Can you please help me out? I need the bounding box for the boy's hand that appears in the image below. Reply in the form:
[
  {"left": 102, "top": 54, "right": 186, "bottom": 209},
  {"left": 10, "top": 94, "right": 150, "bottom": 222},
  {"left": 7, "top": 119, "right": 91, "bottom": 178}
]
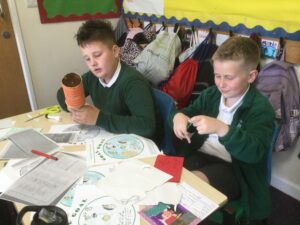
[
  {"left": 173, "top": 113, "right": 192, "bottom": 143},
  {"left": 189, "top": 115, "right": 229, "bottom": 137},
  {"left": 71, "top": 105, "right": 100, "bottom": 125}
]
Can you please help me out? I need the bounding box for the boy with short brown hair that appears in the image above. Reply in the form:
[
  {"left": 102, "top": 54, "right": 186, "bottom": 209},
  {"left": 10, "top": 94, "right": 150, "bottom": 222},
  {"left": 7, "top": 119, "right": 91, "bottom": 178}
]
[{"left": 57, "top": 20, "right": 162, "bottom": 142}]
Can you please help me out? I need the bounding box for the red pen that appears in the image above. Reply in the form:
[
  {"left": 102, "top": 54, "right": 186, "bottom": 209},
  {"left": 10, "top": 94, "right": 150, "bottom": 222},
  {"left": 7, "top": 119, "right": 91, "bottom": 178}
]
[{"left": 31, "top": 149, "right": 58, "bottom": 161}]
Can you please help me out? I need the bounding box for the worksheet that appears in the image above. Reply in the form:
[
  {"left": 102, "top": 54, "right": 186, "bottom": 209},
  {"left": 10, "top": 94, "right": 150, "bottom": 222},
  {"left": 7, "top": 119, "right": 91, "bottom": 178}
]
[
  {"left": 139, "top": 182, "right": 219, "bottom": 224},
  {"left": 44, "top": 132, "right": 78, "bottom": 145},
  {"left": 68, "top": 185, "right": 140, "bottom": 225},
  {"left": 139, "top": 202, "right": 201, "bottom": 225},
  {"left": 87, "top": 130, "right": 160, "bottom": 165},
  {"left": 57, "top": 162, "right": 143, "bottom": 225},
  {"left": 58, "top": 164, "right": 114, "bottom": 210},
  {"left": 0, "top": 152, "right": 87, "bottom": 205},
  {"left": 178, "top": 182, "right": 219, "bottom": 222},
  {"left": 0, "top": 128, "right": 59, "bottom": 159},
  {"left": 48, "top": 124, "right": 101, "bottom": 144}
]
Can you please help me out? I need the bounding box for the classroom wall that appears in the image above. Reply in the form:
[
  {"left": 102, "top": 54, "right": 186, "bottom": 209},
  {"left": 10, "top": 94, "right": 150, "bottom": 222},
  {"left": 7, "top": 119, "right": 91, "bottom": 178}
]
[{"left": 13, "top": 1, "right": 118, "bottom": 108}]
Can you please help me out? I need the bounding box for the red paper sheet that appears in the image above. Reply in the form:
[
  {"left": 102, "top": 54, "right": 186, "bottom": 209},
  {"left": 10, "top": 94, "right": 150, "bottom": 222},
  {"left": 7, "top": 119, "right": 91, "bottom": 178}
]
[{"left": 154, "top": 155, "right": 184, "bottom": 183}]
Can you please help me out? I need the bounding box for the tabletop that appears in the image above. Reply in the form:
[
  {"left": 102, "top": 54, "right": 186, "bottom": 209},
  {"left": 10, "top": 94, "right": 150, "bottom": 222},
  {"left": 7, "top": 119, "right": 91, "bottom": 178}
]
[{"left": 0, "top": 108, "right": 227, "bottom": 224}]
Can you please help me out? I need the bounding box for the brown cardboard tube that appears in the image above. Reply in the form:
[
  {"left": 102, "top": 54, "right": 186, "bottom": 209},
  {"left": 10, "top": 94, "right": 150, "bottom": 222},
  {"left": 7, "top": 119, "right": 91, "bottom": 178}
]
[{"left": 62, "top": 73, "right": 85, "bottom": 109}]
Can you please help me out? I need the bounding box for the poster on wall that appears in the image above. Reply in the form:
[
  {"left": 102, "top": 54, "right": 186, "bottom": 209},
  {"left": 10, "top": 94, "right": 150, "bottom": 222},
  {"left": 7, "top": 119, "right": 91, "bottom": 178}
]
[
  {"left": 37, "top": 0, "right": 121, "bottom": 24},
  {"left": 123, "top": 0, "right": 164, "bottom": 15}
]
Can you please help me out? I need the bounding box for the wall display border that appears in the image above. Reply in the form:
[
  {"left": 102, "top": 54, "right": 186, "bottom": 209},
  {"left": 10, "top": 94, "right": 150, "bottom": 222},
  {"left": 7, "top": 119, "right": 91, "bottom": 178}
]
[{"left": 123, "top": 12, "right": 300, "bottom": 41}]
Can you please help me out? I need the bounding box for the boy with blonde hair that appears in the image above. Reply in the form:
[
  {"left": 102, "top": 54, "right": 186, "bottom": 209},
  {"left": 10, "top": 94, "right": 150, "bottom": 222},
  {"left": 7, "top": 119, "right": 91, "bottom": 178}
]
[{"left": 170, "top": 36, "right": 275, "bottom": 224}]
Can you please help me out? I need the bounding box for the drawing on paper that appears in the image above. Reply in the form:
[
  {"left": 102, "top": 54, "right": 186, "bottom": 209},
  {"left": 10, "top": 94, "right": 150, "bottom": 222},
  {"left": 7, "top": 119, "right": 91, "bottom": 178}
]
[
  {"left": 44, "top": 132, "right": 77, "bottom": 144},
  {"left": 63, "top": 124, "right": 101, "bottom": 142},
  {"left": 139, "top": 202, "right": 201, "bottom": 225},
  {"left": 87, "top": 133, "right": 160, "bottom": 165},
  {"left": 103, "top": 134, "right": 144, "bottom": 159},
  {"left": 77, "top": 196, "right": 137, "bottom": 225},
  {"left": 60, "top": 171, "right": 104, "bottom": 207}
]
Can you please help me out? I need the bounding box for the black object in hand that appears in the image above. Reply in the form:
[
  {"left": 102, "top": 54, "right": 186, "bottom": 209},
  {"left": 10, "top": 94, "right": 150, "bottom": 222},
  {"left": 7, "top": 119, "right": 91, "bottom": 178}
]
[{"left": 187, "top": 122, "right": 197, "bottom": 133}]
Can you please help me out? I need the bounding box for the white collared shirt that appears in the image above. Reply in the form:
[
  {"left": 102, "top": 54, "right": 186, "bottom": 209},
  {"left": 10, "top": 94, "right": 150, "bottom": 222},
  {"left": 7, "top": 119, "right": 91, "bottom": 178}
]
[
  {"left": 199, "top": 86, "right": 250, "bottom": 162},
  {"left": 98, "top": 61, "right": 121, "bottom": 88}
]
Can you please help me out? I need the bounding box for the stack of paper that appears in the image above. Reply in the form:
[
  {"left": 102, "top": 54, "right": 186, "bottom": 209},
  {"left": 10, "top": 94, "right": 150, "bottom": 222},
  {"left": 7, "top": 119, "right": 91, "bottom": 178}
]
[
  {"left": 0, "top": 129, "right": 59, "bottom": 159},
  {"left": 0, "top": 152, "right": 87, "bottom": 205},
  {"left": 0, "top": 129, "right": 87, "bottom": 206}
]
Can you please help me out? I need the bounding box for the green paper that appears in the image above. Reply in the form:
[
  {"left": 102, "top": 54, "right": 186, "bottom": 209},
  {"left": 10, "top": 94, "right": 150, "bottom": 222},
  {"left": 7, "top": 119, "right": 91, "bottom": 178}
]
[{"left": 43, "top": 0, "right": 117, "bottom": 18}]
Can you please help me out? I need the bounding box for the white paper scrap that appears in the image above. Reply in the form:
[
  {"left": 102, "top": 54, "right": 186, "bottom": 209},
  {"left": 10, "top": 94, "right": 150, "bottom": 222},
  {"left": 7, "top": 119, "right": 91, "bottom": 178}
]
[
  {"left": 0, "top": 118, "right": 15, "bottom": 129},
  {"left": 137, "top": 182, "right": 182, "bottom": 206},
  {"left": 97, "top": 160, "right": 172, "bottom": 204}
]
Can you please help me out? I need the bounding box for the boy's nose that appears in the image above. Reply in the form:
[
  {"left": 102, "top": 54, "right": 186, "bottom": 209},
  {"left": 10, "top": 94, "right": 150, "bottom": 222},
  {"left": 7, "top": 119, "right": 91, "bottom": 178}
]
[
  {"left": 91, "top": 58, "right": 97, "bottom": 66},
  {"left": 219, "top": 78, "right": 226, "bottom": 87}
]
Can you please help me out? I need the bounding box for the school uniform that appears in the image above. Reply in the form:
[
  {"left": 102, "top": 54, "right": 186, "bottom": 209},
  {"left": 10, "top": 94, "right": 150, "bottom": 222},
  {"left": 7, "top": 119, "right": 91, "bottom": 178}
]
[
  {"left": 170, "top": 84, "right": 275, "bottom": 220},
  {"left": 57, "top": 61, "right": 162, "bottom": 144}
]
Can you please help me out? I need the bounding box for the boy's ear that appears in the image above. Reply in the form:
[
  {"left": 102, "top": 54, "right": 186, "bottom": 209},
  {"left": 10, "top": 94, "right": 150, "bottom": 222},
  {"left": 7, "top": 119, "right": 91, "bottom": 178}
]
[
  {"left": 248, "top": 70, "right": 258, "bottom": 83},
  {"left": 112, "top": 44, "right": 120, "bottom": 58}
]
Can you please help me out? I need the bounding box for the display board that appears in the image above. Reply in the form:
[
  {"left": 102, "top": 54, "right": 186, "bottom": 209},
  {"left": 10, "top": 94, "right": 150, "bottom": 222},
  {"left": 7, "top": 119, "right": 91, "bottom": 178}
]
[
  {"left": 123, "top": 0, "right": 300, "bottom": 40},
  {"left": 37, "top": 0, "right": 121, "bottom": 23}
]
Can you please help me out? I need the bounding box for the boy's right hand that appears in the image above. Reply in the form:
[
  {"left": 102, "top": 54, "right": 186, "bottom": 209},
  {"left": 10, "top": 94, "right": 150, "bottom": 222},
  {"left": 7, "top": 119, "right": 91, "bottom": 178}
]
[
  {"left": 71, "top": 105, "right": 99, "bottom": 125},
  {"left": 173, "top": 112, "right": 192, "bottom": 143},
  {"left": 67, "top": 105, "right": 76, "bottom": 113}
]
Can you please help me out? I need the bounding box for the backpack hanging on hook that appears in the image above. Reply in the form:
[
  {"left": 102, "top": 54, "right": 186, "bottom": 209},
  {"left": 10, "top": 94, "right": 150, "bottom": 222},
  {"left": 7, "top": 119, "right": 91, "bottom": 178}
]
[
  {"left": 255, "top": 55, "right": 300, "bottom": 151},
  {"left": 178, "top": 27, "right": 199, "bottom": 63},
  {"left": 133, "top": 26, "right": 181, "bottom": 86},
  {"left": 161, "top": 31, "right": 216, "bottom": 109}
]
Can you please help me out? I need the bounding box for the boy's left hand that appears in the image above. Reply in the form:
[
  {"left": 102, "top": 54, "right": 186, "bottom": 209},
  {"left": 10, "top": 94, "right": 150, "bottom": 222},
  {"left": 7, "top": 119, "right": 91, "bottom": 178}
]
[
  {"left": 71, "top": 105, "right": 100, "bottom": 125},
  {"left": 189, "top": 115, "right": 229, "bottom": 137}
]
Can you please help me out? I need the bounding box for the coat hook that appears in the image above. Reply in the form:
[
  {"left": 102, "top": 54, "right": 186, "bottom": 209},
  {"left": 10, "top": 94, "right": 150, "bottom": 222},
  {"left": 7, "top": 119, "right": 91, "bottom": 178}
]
[
  {"left": 138, "top": 18, "right": 143, "bottom": 28},
  {"left": 279, "top": 37, "right": 285, "bottom": 48},
  {"left": 174, "top": 23, "right": 179, "bottom": 33}
]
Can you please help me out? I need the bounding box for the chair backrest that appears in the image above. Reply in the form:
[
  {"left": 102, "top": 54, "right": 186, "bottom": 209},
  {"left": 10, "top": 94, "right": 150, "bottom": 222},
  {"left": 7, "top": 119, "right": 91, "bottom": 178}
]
[
  {"left": 152, "top": 89, "right": 176, "bottom": 155},
  {"left": 265, "top": 121, "right": 280, "bottom": 183}
]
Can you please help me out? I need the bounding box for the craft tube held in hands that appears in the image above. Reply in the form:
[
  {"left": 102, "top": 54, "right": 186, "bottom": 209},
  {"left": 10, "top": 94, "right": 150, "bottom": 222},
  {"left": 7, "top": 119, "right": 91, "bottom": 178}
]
[{"left": 62, "top": 73, "right": 85, "bottom": 109}]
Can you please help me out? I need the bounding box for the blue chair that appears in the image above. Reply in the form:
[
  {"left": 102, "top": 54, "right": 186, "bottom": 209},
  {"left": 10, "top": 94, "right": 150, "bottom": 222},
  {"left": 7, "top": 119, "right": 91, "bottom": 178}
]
[
  {"left": 209, "top": 121, "right": 279, "bottom": 224},
  {"left": 266, "top": 121, "right": 279, "bottom": 183},
  {"left": 152, "top": 89, "right": 176, "bottom": 155}
]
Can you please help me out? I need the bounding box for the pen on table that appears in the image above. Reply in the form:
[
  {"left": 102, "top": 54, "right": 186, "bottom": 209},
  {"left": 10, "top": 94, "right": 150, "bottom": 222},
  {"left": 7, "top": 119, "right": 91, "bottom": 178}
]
[{"left": 31, "top": 149, "right": 58, "bottom": 161}]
